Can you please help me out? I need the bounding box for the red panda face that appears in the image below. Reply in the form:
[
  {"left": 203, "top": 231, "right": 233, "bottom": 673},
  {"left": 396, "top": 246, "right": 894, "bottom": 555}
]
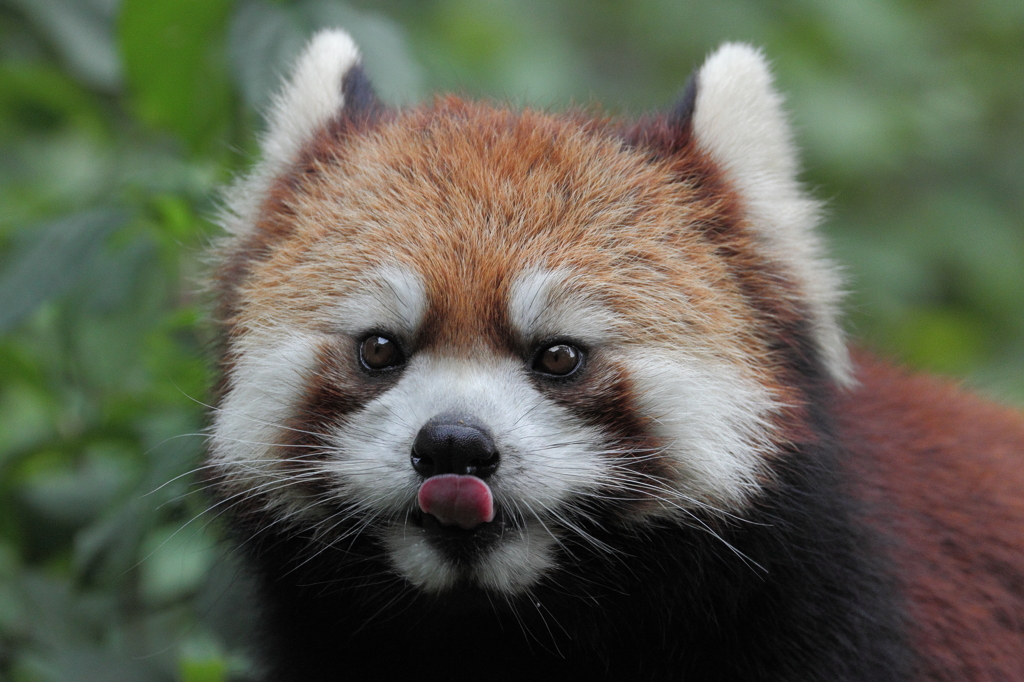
[{"left": 208, "top": 33, "right": 848, "bottom": 595}]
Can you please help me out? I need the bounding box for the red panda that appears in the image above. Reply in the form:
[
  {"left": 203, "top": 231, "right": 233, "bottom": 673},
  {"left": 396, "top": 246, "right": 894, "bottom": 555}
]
[{"left": 206, "top": 30, "right": 1024, "bottom": 680}]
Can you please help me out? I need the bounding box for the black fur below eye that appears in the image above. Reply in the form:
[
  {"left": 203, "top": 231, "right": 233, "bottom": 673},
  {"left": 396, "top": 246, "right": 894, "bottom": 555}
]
[
  {"left": 532, "top": 343, "right": 583, "bottom": 377},
  {"left": 359, "top": 335, "right": 405, "bottom": 371}
]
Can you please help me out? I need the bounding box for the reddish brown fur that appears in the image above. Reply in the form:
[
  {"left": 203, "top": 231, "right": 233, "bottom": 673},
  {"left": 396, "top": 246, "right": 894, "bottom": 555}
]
[
  {"left": 224, "top": 100, "right": 760, "bottom": 358},
  {"left": 841, "top": 350, "right": 1024, "bottom": 679},
  {"left": 212, "top": 97, "right": 830, "bottom": 513},
  {"left": 216, "top": 99, "right": 821, "bottom": 439}
]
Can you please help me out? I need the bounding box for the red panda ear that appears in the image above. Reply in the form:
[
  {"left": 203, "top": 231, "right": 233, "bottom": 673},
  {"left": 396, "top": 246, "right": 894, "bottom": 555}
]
[
  {"left": 667, "top": 72, "right": 698, "bottom": 134},
  {"left": 688, "top": 43, "right": 852, "bottom": 385},
  {"left": 259, "top": 29, "right": 380, "bottom": 177},
  {"left": 221, "top": 29, "right": 383, "bottom": 238}
]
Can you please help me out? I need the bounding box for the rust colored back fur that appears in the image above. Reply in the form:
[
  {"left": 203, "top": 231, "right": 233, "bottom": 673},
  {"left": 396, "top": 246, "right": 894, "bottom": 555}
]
[{"left": 841, "top": 351, "right": 1024, "bottom": 679}]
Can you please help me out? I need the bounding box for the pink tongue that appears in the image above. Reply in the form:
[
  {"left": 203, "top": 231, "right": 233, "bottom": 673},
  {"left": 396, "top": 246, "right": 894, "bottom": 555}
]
[{"left": 418, "top": 474, "right": 495, "bottom": 530}]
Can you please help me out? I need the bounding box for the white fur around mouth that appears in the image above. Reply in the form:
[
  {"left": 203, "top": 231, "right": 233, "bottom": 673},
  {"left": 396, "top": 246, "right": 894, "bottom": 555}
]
[{"left": 383, "top": 516, "right": 557, "bottom": 595}]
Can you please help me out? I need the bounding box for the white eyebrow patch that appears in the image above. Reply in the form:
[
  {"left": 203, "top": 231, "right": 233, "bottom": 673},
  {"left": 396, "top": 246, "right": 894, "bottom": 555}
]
[
  {"left": 332, "top": 265, "right": 427, "bottom": 337},
  {"left": 508, "top": 267, "right": 621, "bottom": 345}
]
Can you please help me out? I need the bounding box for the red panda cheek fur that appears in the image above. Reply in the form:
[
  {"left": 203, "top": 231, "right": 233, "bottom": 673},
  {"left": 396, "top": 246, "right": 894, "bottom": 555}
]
[{"left": 203, "top": 30, "right": 1024, "bottom": 680}]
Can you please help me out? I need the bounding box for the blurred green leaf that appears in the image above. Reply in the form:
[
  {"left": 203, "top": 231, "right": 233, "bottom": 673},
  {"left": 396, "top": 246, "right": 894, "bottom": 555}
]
[
  {"left": 17, "top": 444, "right": 138, "bottom": 530},
  {"left": 72, "top": 498, "right": 146, "bottom": 583},
  {"left": 0, "top": 541, "right": 24, "bottom": 630},
  {"left": 22, "top": 646, "right": 169, "bottom": 682},
  {"left": 6, "top": 0, "right": 122, "bottom": 92},
  {"left": 180, "top": 657, "right": 228, "bottom": 682},
  {"left": 140, "top": 524, "right": 217, "bottom": 605},
  {"left": 0, "top": 207, "right": 132, "bottom": 333},
  {"left": 179, "top": 636, "right": 229, "bottom": 682},
  {"left": 0, "top": 382, "right": 53, "bottom": 471},
  {"left": 118, "top": 0, "right": 234, "bottom": 152},
  {"left": 0, "top": 63, "right": 106, "bottom": 136}
]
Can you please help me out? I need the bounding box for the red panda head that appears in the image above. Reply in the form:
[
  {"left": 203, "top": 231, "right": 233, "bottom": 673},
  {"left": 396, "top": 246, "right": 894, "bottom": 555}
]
[{"left": 208, "top": 30, "right": 849, "bottom": 594}]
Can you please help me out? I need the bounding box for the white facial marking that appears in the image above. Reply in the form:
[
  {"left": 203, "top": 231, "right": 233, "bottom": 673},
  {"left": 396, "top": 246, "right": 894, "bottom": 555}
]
[
  {"left": 509, "top": 267, "right": 622, "bottom": 346},
  {"left": 474, "top": 522, "right": 558, "bottom": 593},
  {"left": 209, "top": 330, "right": 323, "bottom": 510},
  {"left": 383, "top": 525, "right": 558, "bottom": 595},
  {"left": 332, "top": 266, "right": 427, "bottom": 339},
  {"left": 385, "top": 533, "right": 459, "bottom": 592},
  {"left": 693, "top": 43, "right": 851, "bottom": 386},
  {"left": 624, "top": 350, "right": 777, "bottom": 512},
  {"left": 325, "top": 353, "right": 610, "bottom": 593},
  {"left": 510, "top": 266, "right": 776, "bottom": 509},
  {"left": 209, "top": 271, "right": 779, "bottom": 595}
]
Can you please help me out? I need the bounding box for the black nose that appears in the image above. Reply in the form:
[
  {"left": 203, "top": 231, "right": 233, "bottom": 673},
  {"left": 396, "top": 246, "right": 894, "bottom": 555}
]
[{"left": 411, "top": 414, "right": 499, "bottom": 478}]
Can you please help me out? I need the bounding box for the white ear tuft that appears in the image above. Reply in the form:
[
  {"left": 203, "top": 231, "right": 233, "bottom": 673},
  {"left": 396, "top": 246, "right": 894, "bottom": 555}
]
[
  {"left": 220, "top": 30, "right": 362, "bottom": 239},
  {"left": 694, "top": 44, "right": 798, "bottom": 202},
  {"left": 693, "top": 43, "right": 852, "bottom": 386},
  {"left": 261, "top": 29, "right": 362, "bottom": 174}
]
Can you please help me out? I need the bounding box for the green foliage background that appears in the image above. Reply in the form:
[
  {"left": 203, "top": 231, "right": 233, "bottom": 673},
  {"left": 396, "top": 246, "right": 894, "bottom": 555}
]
[{"left": 0, "top": 0, "right": 1021, "bottom": 679}]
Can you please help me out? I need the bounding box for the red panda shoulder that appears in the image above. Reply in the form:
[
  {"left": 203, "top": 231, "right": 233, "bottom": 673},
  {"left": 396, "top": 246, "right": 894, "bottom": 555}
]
[{"left": 840, "top": 350, "right": 1024, "bottom": 676}]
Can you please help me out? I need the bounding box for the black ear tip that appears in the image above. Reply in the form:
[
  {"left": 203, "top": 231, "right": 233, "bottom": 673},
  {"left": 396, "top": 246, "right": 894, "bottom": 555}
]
[
  {"left": 670, "top": 72, "right": 699, "bottom": 129},
  {"left": 341, "top": 63, "right": 383, "bottom": 116}
]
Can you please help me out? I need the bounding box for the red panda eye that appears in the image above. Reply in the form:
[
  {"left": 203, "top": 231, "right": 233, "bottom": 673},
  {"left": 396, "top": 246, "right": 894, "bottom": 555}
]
[
  {"left": 533, "top": 343, "right": 583, "bottom": 377},
  {"left": 359, "top": 335, "right": 405, "bottom": 371}
]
